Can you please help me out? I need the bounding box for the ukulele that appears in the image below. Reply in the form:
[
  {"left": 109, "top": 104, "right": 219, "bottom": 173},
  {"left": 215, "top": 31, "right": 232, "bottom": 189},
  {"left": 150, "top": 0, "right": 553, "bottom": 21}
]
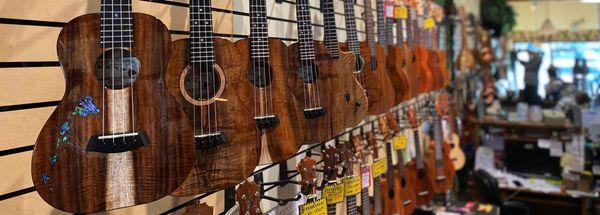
[
  {"left": 31, "top": 1, "right": 195, "bottom": 212},
  {"left": 406, "top": 107, "right": 434, "bottom": 205},
  {"left": 366, "top": 132, "right": 383, "bottom": 215},
  {"left": 413, "top": 1, "right": 435, "bottom": 93},
  {"left": 377, "top": 117, "right": 403, "bottom": 215},
  {"left": 338, "top": 141, "right": 359, "bottom": 215},
  {"left": 442, "top": 92, "right": 466, "bottom": 170},
  {"left": 235, "top": 0, "right": 304, "bottom": 164},
  {"left": 396, "top": 1, "right": 420, "bottom": 99},
  {"left": 321, "top": 0, "right": 369, "bottom": 128},
  {"left": 374, "top": 0, "right": 401, "bottom": 108},
  {"left": 385, "top": 113, "right": 417, "bottom": 215},
  {"left": 340, "top": 0, "right": 389, "bottom": 115},
  {"left": 322, "top": 146, "right": 342, "bottom": 215},
  {"left": 182, "top": 201, "right": 213, "bottom": 215},
  {"left": 166, "top": 0, "right": 260, "bottom": 196},
  {"left": 456, "top": 6, "right": 476, "bottom": 76},
  {"left": 423, "top": 6, "right": 445, "bottom": 91},
  {"left": 352, "top": 135, "right": 372, "bottom": 215},
  {"left": 424, "top": 96, "right": 455, "bottom": 193},
  {"left": 383, "top": 0, "right": 411, "bottom": 104},
  {"left": 297, "top": 157, "right": 318, "bottom": 196},
  {"left": 236, "top": 181, "right": 263, "bottom": 215}
]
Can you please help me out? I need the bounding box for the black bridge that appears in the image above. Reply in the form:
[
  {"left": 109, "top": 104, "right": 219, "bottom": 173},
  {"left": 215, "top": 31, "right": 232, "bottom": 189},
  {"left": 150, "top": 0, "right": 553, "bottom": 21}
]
[
  {"left": 195, "top": 132, "right": 226, "bottom": 149},
  {"left": 87, "top": 132, "right": 148, "bottom": 153},
  {"left": 303, "top": 107, "right": 326, "bottom": 119},
  {"left": 255, "top": 115, "right": 279, "bottom": 129}
]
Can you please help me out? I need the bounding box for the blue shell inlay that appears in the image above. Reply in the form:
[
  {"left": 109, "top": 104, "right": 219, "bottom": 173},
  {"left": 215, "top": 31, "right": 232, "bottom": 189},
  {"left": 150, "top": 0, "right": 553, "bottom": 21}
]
[
  {"left": 59, "top": 122, "right": 70, "bottom": 136},
  {"left": 41, "top": 173, "right": 50, "bottom": 184},
  {"left": 72, "top": 96, "right": 100, "bottom": 117},
  {"left": 62, "top": 136, "right": 68, "bottom": 142},
  {"left": 50, "top": 154, "right": 58, "bottom": 165}
]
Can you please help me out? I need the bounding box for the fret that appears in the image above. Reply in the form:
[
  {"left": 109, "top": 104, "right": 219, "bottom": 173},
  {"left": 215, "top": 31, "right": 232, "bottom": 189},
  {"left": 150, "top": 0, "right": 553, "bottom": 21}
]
[
  {"left": 323, "top": 0, "right": 340, "bottom": 58},
  {"left": 250, "top": 0, "right": 270, "bottom": 62},
  {"left": 413, "top": 130, "right": 424, "bottom": 169},
  {"left": 361, "top": 188, "right": 371, "bottom": 215},
  {"left": 343, "top": 1, "right": 360, "bottom": 54},
  {"left": 363, "top": 0, "right": 376, "bottom": 56},
  {"left": 100, "top": 0, "right": 133, "bottom": 48},
  {"left": 376, "top": 0, "right": 387, "bottom": 46},
  {"left": 295, "top": 0, "right": 316, "bottom": 61}
]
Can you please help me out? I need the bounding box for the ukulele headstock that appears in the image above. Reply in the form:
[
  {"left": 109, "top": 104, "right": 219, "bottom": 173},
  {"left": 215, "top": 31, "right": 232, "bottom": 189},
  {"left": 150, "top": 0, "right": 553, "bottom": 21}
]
[
  {"left": 338, "top": 142, "right": 355, "bottom": 176},
  {"left": 366, "top": 132, "right": 380, "bottom": 159},
  {"left": 351, "top": 135, "right": 366, "bottom": 162},
  {"left": 183, "top": 201, "right": 213, "bottom": 215},
  {"left": 297, "top": 157, "right": 318, "bottom": 195},
  {"left": 407, "top": 107, "right": 419, "bottom": 129},
  {"left": 385, "top": 113, "right": 400, "bottom": 134},
  {"left": 377, "top": 117, "right": 390, "bottom": 138},
  {"left": 322, "top": 146, "right": 340, "bottom": 181},
  {"left": 436, "top": 92, "right": 451, "bottom": 117},
  {"left": 236, "top": 181, "right": 262, "bottom": 215}
]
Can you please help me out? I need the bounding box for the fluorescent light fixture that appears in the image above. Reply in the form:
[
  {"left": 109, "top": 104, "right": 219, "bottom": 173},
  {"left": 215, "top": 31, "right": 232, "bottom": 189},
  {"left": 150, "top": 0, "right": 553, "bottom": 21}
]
[{"left": 581, "top": 0, "right": 600, "bottom": 3}]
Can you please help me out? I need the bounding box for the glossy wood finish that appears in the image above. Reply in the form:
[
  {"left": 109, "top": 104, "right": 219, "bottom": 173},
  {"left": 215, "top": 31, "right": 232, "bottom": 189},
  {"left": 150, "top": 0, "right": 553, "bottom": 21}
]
[
  {"left": 425, "top": 140, "right": 455, "bottom": 193},
  {"left": 427, "top": 49, "right": 445, "bottom": 90},
  {"left": 288, "top": 42, "right": 367, "bottom": 143},
  {"left": 166, "top": 38, "right": 260, "bottom": 196},
  {"left": 400, "top": 43, "right": 420, "bottom": 99},
  {"left": 415, "top": 44, "right": 434, "bottom": 93},
  {"left": 183, "top": 202, "right": 213, "bottom": 215},
  {"left": 235, "top": 38, "right": 304, "bottom": 164},
  {"left": 385, "top": 114, "right": 416, "bottom": 215},
  {"left": 405, "top": 160, "right": 434, "bottom": 205},
  {"left": 31, "top": 13, "right": 195, "bottom": 213},
  {"left": 374, "top": 43, "right": 397, "bottom": 111},
  {"left": 387, "top": 45, "right": 411, "bottom": 104}
]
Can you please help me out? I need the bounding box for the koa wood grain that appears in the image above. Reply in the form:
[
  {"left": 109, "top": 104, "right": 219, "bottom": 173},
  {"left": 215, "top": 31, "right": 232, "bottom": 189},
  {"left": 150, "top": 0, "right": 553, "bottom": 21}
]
[
  {"left": 386, "top": 44, "right": 411, "bottom": 103},
  {"left": 235, "top": 38, "right": 304, "bottom": 165},
  {"left": 31, "top": 13, "right": 195, "bottom": 213},
  {"left": 166, "top": 38, "right": 260, "bottom": 196}
]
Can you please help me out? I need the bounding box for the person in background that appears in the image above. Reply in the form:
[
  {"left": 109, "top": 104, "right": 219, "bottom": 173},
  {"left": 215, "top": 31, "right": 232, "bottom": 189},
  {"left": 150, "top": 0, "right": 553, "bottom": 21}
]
[
  {"left": 544, "top": 65, "right": 564, "bottom": 106},
  {"left": 573, "top": 58, "right": 589, "bottom": 92},
  {"left": 519, "top": 50, "right": 543, "bottom": 105}
]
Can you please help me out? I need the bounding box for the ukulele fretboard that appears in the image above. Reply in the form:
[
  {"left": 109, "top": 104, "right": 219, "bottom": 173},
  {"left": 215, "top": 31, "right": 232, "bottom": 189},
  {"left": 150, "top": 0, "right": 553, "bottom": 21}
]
[
  {"left": 343, "top": 1, "right": 360, "bottom": 55},
  {"left": 346, "top": 195, "right": 357, "bottom": 215},
  {"left": 100, "top": 0, "right": 133, "bottom": 48},
  {"left": 376, "top": 0, "right": 387, "bottom": 47},
  {"left": 250, "top": 0, "right": 269, "bottom": 60},
  {"left": 323, "top": 0, "right": 340, "bottom": 59},
  {"left": 363, "top": 0, "right": 376, "bottom": 56},
  {"left": 189, "top": 0, "right": 215, "bottom": 64},
  {"left": 413, "top": 129, "right": 424, "bottom": 169},
  {"left": 296, "top": 0, "right": 315, "bottom": 61},
  {"left": 361, "top": 187, "right": 370, "bottom": 215}
]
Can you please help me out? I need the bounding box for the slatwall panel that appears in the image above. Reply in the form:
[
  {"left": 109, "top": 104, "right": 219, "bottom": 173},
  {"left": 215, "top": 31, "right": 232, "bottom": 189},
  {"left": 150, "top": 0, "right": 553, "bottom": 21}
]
[{"left": 0, "top": 0, "right": 381, "bottom": 214}]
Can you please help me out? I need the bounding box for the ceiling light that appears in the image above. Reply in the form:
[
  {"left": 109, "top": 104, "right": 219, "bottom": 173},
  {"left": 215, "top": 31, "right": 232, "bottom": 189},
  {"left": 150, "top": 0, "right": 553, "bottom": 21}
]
[{"left": 581, "top": 0, "right": 600, "bottom": 3}]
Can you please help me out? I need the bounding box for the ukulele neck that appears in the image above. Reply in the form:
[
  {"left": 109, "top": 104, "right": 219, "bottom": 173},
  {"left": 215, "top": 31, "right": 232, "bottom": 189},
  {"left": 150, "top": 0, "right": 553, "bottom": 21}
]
[
  {"left": 296, "top": 0, "right": 315, "bottom": 61},
  {"left": 413, "top": 129, "right": 424, "bottom": 169},
  {"left": 363, "top": 0, "right": 376, "bottom": 56},
  {"left": 100, "top": 0, "right": 133, "bottom": 48},
  {"left": 249, "top": 0, "right": 269, "bottom": 61},
  {"left": 376, "top": 0, "right": 387, "bottom": 47},
  {"left": 343, "top": 1, "right": 361, "bottom": 55},
  {"left": 190, "top": 0, "right": 215, "bottom": 65},
  {"left": 322, "top": 0, "right": 340, "bottom": 59}
]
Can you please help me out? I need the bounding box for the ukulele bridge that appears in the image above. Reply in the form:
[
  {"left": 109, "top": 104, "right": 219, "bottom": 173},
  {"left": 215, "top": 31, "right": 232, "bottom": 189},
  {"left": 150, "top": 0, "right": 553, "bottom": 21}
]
[
  {"left": 436, "top": 175, "right": 446, "bottom": 181},
  {"left": 254, "top": 115, "right": 279, "bottom": 129},
  {"left": 403, "top": 200, "right": 412, "bottom": 206},
  {"left": 195, "top": 132, "right": 226, "bottom": 149},
  {"left": 87, "top": 132, "right": 148, "bottom": 153},
  {"left": 303, "top": 107, "right": 326, "bottom": 119}
]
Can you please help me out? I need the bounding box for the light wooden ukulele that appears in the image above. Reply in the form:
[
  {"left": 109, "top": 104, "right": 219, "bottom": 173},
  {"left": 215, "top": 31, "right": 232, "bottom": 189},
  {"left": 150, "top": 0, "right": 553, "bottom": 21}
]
[
  {"left": 297, "top": 156, "right": 319, "bottom": 211},
  {"left": 396, "top": 1, "right": 420, "bottom": 99},
  {"left": 424, "top": 96, "right": 455, "bottom": 194},
  {"left": 456, "top": 6, "right": 476, "bottom": 76},
  {"left": 442, "top": 92, "right": 466, "bottom": 170},
  {"left": 166, "top": 0, "right": 260, "bottom": 196},
  {"left": 235, "top": 0, "right": 304, "bottom": 164},
  {"left": 406, "top": 107, "right": 434, "bottom": 205},
  {"left": 383, "top": 0, "right": 411, "bottom": 104},
  {"left": 352, "top": 135, "right": 372, "bottom": 215},
  {"left": 236, "top": 181, "right": 263, "bottom": 215},
  {"left": 31, "top": 0, "right": 195, "bottom": 212},
  {"left": 339, "top": 140, "right": 359, "bottom": 215},
  {"left": 366, "top": 132, "right": 383, "bottom": 215}
]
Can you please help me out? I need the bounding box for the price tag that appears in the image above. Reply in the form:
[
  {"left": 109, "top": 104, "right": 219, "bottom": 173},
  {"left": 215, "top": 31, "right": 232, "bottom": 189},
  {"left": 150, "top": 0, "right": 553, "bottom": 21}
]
[
  {"left": 385, "top": 0, "right": 395, "bottom": 18},
  {"left": 299, "top": 198, "right": 327, "bottom": 215},
  {"left": 372, "top": 158, "right": 387, "bottom": 177},
  {"left": 322, "top": 182, "right": 344, "bottom": 204},
  {"left": 361, "top": 165, "right": 371, "bottom": 189},
  {"left": 424, "top": 17, "right": 435, "bottom": 29},
  {"left": 343, "top": 176, "right": 361, "bottom": 196},
  {"left": 395, "top": 6, "right": 408, "bottom": 19},
  {"left": 393, "top": 135, "right": 407, "bottom": 150}
]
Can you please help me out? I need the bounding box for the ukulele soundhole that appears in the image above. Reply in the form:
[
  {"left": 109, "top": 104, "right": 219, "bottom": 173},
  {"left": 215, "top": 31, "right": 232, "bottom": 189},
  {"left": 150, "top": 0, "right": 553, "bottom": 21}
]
[
  {"left": 388, "top": 189, "right": 395, "bottom": 199},
  {"left": 247, "top": 60, "right": 273, "bottom": 88},
  {"left": 94, "top": 49, "right": 140, "bottom": 89},
  {"left": 354, "top": 55, "right": 365, "bottom": 73},
  {"left": 401, "top": 178, "right": 407, "bottom": 187},
  {"left": 417, "top": 170, "right": 425, "bottom": 179},
  {"left": 183, "top": 63, "right": 221, "bottom": 101}
]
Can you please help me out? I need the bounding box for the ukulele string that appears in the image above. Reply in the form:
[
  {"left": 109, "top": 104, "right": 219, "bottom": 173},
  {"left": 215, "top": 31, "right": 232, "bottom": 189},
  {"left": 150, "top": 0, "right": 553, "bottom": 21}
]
[
  {"left": 110, "top": 0, "right": 115, "bottom": 140},
  {"left": 193, "top": 0, "right": 200, "bottom": 137},
  {"left": 119, "top": 0, "right": 125, "bottom": 142},
  {"left": 101, "top": 0, "right": 106, "bottom": 138},
  {"left": 264, "top": 1, "right": 274, "bottom": 117},
  {"left": 127, "top": 0, "right": 135, "bottom": 135},
  {"left": 208, "top": 0, "right": 218, "bottom": 134},
  {"left": 298, "top": 0, "right": 309, "bottom": 110},
  {"left": 251, "top": 0, "right": 259, "bottom": 118}
]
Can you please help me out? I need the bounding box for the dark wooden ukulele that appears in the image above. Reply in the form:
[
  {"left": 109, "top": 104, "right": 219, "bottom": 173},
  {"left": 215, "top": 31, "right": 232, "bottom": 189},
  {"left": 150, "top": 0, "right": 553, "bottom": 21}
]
[
  {"left": 166, "top": 0, "right": 260, "bottom": 196},
  {"left": 396, "top": 1, "right": 420, "bottom": 99},
  {"left": 366, "top": 131, "right": 384, "bottom": 215},
  {"left": 406, "top": 107, "right": 434, "bottom": 206},
  {"left": 339, "top": 140, "right": 359, "bottom": 215},
  {"left": 352, "top": 135, "right": 372, "bottom": 215},
  {"left": 340, "top": 0, "right": 387, "bottom": 115},
  {"left": 31, "top": 0, "right": 195, "bottom": 213},
  {"left": 412, "top": 2, "right": 434, "bottom": 93},
  {"left": 182, "top": 201, "right": 213, "bottom": 215},
  {"left": 423, "top": 3, "right": 445, "bottom": 91},
  {"left": 236, "top": 181, "right": 263, "bottom": 215},
  {"left": 424, "top": 95, "right": 455, "bottom": 194},
  {"left": 378, "top": 117, "right": 404, "bottom": 215},
  {"left": 384, "top": 1, "right": 411, "bottom": 104},
  {"left": 321, "top": 0, "right": 369, "bottom": 128},
  {"left": 386, "top": 113, "right": 417, "bottom": 215},
  {"left": 235, "top": 0, "right": 304, "bottom": 164},
  {"left": 373, "top": 0, "right": 399, "bottom": 109},
  {"left": 322, "top": 146, "right": 342, "bottom": 215}
]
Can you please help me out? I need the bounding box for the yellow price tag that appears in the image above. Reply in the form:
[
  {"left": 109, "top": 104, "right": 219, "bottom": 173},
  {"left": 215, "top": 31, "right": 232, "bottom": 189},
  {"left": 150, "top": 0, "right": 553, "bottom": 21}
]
[
  {"left": 300, "top": 198, "right": 327, "bottom": 215},
  {"left": 343, "top": 176, "right": 361, "bottom": 196},
  {"left": 395, "top": 6, "right": 408, "bottom": 19},
  {"left": 393, "top": 135, "right": 407, "bottom": 150},
  {"left": 322, "top": 182, "right": 344, "bottom": 204},
  {"left": 372, "top": 158, "right": 387, "bottom": 177},
  {"left": 424, "top": 17, "right": 435, "bottom": 29}
]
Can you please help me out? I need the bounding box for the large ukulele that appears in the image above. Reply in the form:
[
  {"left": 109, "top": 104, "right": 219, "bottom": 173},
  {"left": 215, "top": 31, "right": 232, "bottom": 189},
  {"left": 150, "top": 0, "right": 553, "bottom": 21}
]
[
  {"left": 31, "top": 1, "right": 195, "bottom": 212},
  {"left": 166, "top": 0, "right": 260, "bottom": 196},
  {"left": 424, "top": 96, "right": 455, "bottom": 193},
  {"left": 321, "top": 0, "right": 369, "bottom": 127},
  {"left": 406, "top": 107, "right": 434, "bottom": 205},
  {"left": 235, "top": 0, "right": 304, "bottom": 164}
]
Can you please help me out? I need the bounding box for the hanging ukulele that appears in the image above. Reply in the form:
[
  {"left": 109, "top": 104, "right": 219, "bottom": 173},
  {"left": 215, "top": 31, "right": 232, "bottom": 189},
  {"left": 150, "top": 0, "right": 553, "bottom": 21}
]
[
  {"left": 322, "top": 146, "right": 343, "bottom": 215},
  {"left": 235, "top": 0, "right": 304, "bottom": 164},
  {"left": 339, "top": 140, "right": 360, "bottom": 215},
  {"left": 321, "top": 0, "right": 368, "bottom": 127},
  {"left": 236, "top": 181, "right": 263, "bottom": 215},
  {"left": 442, "top": 92, "right": 466, "bottom": 170},
  {"left": 340, "top": 0, "right": 390, "bottom": 115},
  {"left": 374, "top": 0, "right": 399, "bottom": 108},
  {"left": 413, "top": 0, "right": 435, "bottom": 93},
  {"left": 396, "top": 0, "right": 420, "bottom": 99},
  {"left": 378, "top": 117, "right": 404, "bottom": 215},
  {"left": 385, "top": 113, "right": 418, "bottom": 215},
  {"left": 423, "top": 3, "right": 445, "bottom": 91},
  {"left": 456, "top": 6, "right": 476, "bottom": 76},
  {"left": 31, "top": 1, "right": 195, "bottom": 212},
  {"left": 406, "top": 107, "right": 434, "bottom": 205},
  {"left": 383, "top": 0, "right": 411, "bottom": 104},
  {"left": 166, "top": 0, "right": 260, "bottom": 196},
  {"left": 366, "top": 132, "right": 383, "bottom": 215},
  {"left": 424, "top": 95, "right": 455, "bottom": 194},
  {"left": 352, "top": 135, "right": 372, "bottom": 215}
]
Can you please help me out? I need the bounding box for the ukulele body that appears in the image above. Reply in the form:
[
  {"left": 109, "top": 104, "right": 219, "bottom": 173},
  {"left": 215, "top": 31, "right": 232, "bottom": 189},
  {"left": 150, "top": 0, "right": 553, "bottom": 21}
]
[
  {"left": 31, "top": 13, "right": 195, "bottom": 213},
  {"left": 166, "top": 38, "right": 260, "bottom": 196},
  {"left": 427, "top": 49, "right": 444, "bottom": 90},
  {"left": 438, "top": 51, "right": 450, "bottom": 87},
  {"left": 235, "top": 38, "right": 304, "bottom": 165},
  {"left": 373, "top": 43, "right": 397, "bottom": 110},
  {"left": 339, "top": 42, "right": 385, "bottom": 115},
  {"left": 394, "top": 164, "right": 417, "bottom": 215},
  {"left": 447, "top": 133, "right": 466, "bottom": 170},
  {"left": 381, "top": 176, "right": 403, "bottom": 215},
  {"left": 401, "top": 43, "right": 419, "bottom": 99},
  {"left": 386, "top": 44, "right": 410, "bottom": 104},
  {"left": 330, "top": 49, "right": 369, "bottom": 127},
  {"left": 406, "top": 160, "right": 434, "bottom": 205},
  {"left": 425, "top": 142, "right": 455, "bottom": 194},
  {"left": 415, "top": 45, "right": 434, "bottom": 93}
]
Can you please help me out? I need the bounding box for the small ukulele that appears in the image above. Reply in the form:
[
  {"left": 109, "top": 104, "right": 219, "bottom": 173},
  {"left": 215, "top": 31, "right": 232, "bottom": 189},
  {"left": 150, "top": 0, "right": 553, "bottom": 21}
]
[
  {"left": 322, "top": 146, "right": 342, "bottom": 215},
  {"left": 406, "top": 107, "right": 434, "bottom": 205},
  {"left": 442, "top": 92, "right": 466, "bottom": 170},
  {"left": 352, "top": 135, "right": 372, "bottom": 215},
  {"left": 386, "top": 113, "right": 417, "bottom": 215},
  {"left": 236, "top": 181, "right": 263, "bottom": 215},
  {"left": 366, "top": 132, "right": 383, "bottom": 215},
  {"left": 425, "top": 96, "right": 455, "bottom": 193},
  {"left": 339, "top": 140, "right": 359, "bottom": 215}
]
